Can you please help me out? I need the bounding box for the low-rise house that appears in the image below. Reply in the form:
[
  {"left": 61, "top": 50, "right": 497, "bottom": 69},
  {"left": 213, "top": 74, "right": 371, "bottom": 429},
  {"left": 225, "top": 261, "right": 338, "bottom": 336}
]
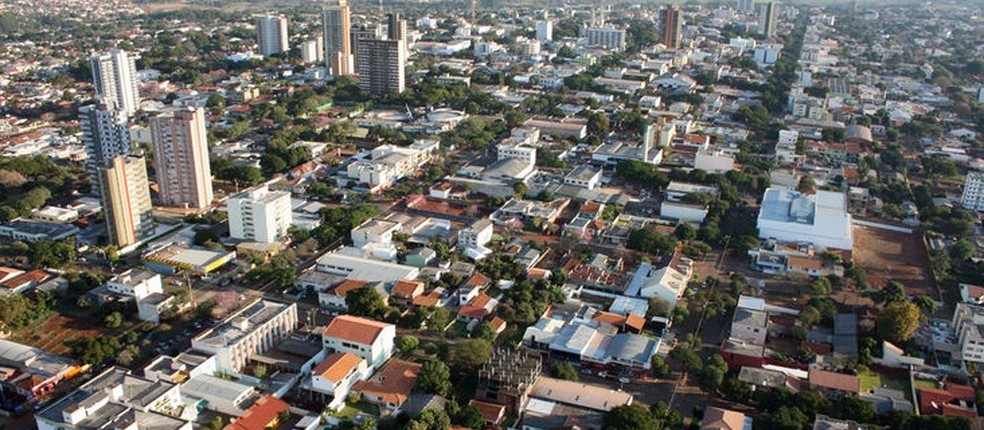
[
  {"left": 916, "top": 383, "right": 978, "bottom": 418},
  {"left": 458, "top": 293, "right": 499, "bottom": 323},
  {"left": 322, "top": 315, "right": 396, "bottom": 369},
  {"left": 807, "top": 369, "right": 859, "bottom": 398},
  {"left": 624, "top": 249, "right": 693, "bottom": 309},
  {"left": 225, "top": 394, "right": 290, "bottom": 430},
  {"left": 352, "top": 359, "right": 422, "bottom": 411},
  {"left": 391, "top": 279, "right": 425, "bottom": 304},
  {"left": 700, "top": 407, "right": 752, "bottom": 430},
  {"left": 310, "top": 352, "right": 368, "bottom": 411},
  {"left": 469, "top": 400, "right": 507, "bottom": 427}
]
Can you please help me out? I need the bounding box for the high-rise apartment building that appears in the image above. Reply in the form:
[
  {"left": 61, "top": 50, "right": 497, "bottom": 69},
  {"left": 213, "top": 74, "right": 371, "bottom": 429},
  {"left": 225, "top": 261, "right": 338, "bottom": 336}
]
[
  {"left": 351, "top": 24, "right": 385, "bottom": 70},
  {"left": 660, "top": 5, "right": 683, "bottom": 50},
  {"left": 759, "top": 2, "right": 778, "bottom": 38},
  {"left": 150, "top": 107, "right": 213, "bottom": 209},
  {"left": 100, "top": 156, "right": 154, "bottom": 247},
  {"left": 962, "top": 171, "right": 984, "bottom": 211},
  {"left": 301, "top": 37, "right": 325, "bottom": 64},
  {"left": 584, "top": 27, "right": 626, "bottom": 51},
  {"left": 357, "top": 38, "right": 406, "bottom": 95},
  {"left": 80, "top": 102, "right": 131, "bottom": 195},
  {"left": 535, "top": 20, "right": 553, "bottom": 42},
  {"left": 323, "top": 0, "right": 354, "bottom": 76},
  {"left": 387, "top": 12, "right": 407, "bottom": 42},
  {"left": 256, "top": 14, "right": 289, "bottom": 57},
  {"left": 90, "top": 49, "right": 140, "bottom": 117},
  {"left": 227, "top": 185, "right": 293, "bottom": 243},
  {"left": 737, "top": 0, "right": 754, "bottom": 12}
]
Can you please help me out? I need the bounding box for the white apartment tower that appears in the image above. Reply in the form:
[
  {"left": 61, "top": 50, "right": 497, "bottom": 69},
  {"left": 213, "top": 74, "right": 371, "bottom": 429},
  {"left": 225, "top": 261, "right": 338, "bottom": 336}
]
[
  {"left": 962, "top": 171, "right": 984, "bottom": 211},
  {"left": 150, "top": 107, "right": 214, "bottom": 209},
  {"left": 227, "top": 185, "right": 293, "bottom": 243},
  {"left": 536, "top": 20, "right": 553, "bottom": 42},
  {"left": 759, "top": 2, "right": 778, "bottom": 38},
  {"left": 80, "top": 102, "right": 131, "bottom": 195},
  {"left": 357, "top": 38, "right": 406, "bottom": 95},
  {"left": 301, "top": 37, "right": 325, "bottom": 64},
  {"left": 90, "top": 49, "right": 140, "bottom": 116},
  {"left": 256, "top": 14, "right": 289, "bottom": 57},
  {"left": 323, "top": 0, "right": 354, "bottom": 76},
  {"left": 584, "top": 27, "right": 626, "bottom": 51}
]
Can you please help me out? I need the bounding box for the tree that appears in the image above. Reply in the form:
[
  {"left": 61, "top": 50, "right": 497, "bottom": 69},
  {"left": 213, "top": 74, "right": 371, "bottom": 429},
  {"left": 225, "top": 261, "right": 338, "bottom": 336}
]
[
  {"left": 104, "top": 311, "right": 125, "bottom": 329},
  {"left": 28, "top": 240, "right": 76, "bottom": 269},
  {"left": 951, "top": 239, "right": 976, "bottom": 261},
  {"left": 549, "top": 362, "right": 580, "bottom": 381},
  {"left": 674, "top": 223, "right": 697, "bottom": 241},
  {"left": 193, "top": 229, "right": 220, "bottom": 246},
  {"left": 669, "top": 346, "right": 702, "bottom": 373},
  {"left": 454, "top": 406, "right": 485, "bottom": 429},
  {"left": 698, "top": 354, "right": 728, "bottom": 392},
  {"left": 397, "top": 335, "right": 420, "bottom": 355},
  {"left": 454, "top": 339, "right": 492, "bottom": 371},
  {"left": 769, "top": 406, "right": 809, "bottom": 430},
  {"left": 345, "top": 287, "right": 387, "bottom": 319},
  {"left": 721, "top": 377, "right": 752, "bottom": 401},
  {"left": 809, "top": 277, "right": 832, "bottom": 296},
  {"left": 626, "top": 227, "right": 677, "bottom": 256},
  {"left": 876, "top": 301, "right": 921, "bottom": 343},
  {"left": 603, "top": 404, "right": 659, "bottom": 430},
  {"left": 428, "top": 307, "right": 452, "bottom": 331},
  {"left": 587, "top": 112, "right": 611, "bottom": 136},
  {"left": 650, "top": 355, "right": 671, "bottom": 378},
  {"left": 252, "top": 364, "right": 268, "bottom": 379},
  {"left": 474, "top": 321, "right": 499, "bottom": 341},
  {"left": 647, "top": 297, "right": 671, "bottom": 318},
  {"left": 416, "top": 359, "right": 452, "bottom": 396},
  {"left": 205, "top": 416, "right": 225, "bottom": 430},
  {"left": 513, "top": 182, "right": 528, "bottom": 198},
  {"left": 870, "top": 280, "right": 907, "bottom": 304},
  {"left": 912, "top": 295, "right": 938, "bottom": 314},
  {"left": 797, "top": 175, "right": 816, "bottom": 193}
]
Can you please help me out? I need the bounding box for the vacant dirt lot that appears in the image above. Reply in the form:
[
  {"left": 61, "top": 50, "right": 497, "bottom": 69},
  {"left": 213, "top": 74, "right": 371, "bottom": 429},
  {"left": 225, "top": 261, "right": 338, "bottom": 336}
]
[
  {"left": 14, "top": 313, "right": 103, "bottom": 355},
  {"left": 853, "top": 225, "right": 937, "bottom": 300}
]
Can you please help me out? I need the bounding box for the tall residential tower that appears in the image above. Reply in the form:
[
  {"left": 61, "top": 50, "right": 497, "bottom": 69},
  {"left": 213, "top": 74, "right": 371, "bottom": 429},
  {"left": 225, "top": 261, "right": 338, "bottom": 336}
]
[
  {"left": 357, "top": 38, "right": 406, "bottom": 95},
  {"left": 323, "top": 0, "right": 354, "bottom": 76},
  {"left": 80, "top": 102, "right": 132, "bottom": 195},
  {"left": 256, "top": 14, "right": 289, "bottom": 57},
  {"left": 759, "top": 2, "right": 778, "bottom": 38},
  {"left": 150, "top": 107, "right": 214, "bottom": 209},
  {"left": 100, "top": 156, "right": 154, "bottom": 247},
  {"left": 660, "top": 5, "right": 683, "bottom": 50},
  {"left": 90, "top": 49, "right": 140, "bottom": 116}
]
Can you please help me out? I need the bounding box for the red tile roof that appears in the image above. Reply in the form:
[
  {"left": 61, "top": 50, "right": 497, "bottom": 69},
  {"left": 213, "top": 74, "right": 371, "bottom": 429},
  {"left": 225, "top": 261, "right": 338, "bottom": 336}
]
[
  {"left": 313, "top": 352, "right": 364, "bottom": 384},
  {"left": 352, "top": 359, "right": 421, "bottom": 406},
  {"left": 918, "top": 383, "right": 978, "bottom": 418},
  {"left": 808, "top": 369, "right": 859, "bottom": 393},
  {"left": 468, "top": 399, "right": 506, "bottom": 424},
  {"left": 323, "top": 315, "right": 392, "bottom": 345},
  {"left": 225, "top": 394, "right": 290, "bottom": 430}
]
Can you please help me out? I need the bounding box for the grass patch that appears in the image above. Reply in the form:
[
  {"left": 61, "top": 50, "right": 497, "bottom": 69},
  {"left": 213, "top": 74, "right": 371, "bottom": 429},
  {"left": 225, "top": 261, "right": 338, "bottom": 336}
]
[
  {"left": 858, "top": 369, "right": 908, "bottom": 392},
  {"left": 913, "top": 378, "right": 939, "bottom": 390},
  {"left": 333, "top": 401, "right": 379, "bottom": 419}
]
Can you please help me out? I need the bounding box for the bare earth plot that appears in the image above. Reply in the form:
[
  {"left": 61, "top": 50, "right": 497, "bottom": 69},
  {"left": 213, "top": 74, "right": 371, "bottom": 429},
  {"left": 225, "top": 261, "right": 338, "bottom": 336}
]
[{"left": 852, "top": 225, "right": 936, "bottom": 300}]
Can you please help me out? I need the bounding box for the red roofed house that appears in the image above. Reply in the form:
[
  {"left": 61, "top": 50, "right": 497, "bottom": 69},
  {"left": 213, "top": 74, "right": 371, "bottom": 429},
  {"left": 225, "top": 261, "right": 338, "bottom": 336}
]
[
  {"left": 459, "top": 273, "right": 490, "bottom": 305},
  {"left": 352, "top": 359, "right": 422, "bottom": 411},
  {"left": 322, "top": 315, "right": 395, "bottom": 369},
  {"left": 311, "top": 352, "right": 368, "bottom": 411},
  {"left": 225, "top": 394, "right": 290, "bottom": 430},
  {"left": 2, "top": 269, "right": 50, "bottom": 295},
  {"left": 468, "top": 399, "right": 507, "bottom": 426},
  {"left": 458, "top": 293, "right": 499, "bottom": 323},
  {"left": 318, "top": 280, "right": 370, "bottom": 309},
  {"left": 917, "top": 383, "right": 978, "bottom": 418},
  {"left": 700, "top": 407, "right": 752, "bottom": 430},
  {"left": 808, "top": 369, "right": 860, "bottom": 398},
  {"left": 391, "top": 279, "right": 425, "bottom": 304}
]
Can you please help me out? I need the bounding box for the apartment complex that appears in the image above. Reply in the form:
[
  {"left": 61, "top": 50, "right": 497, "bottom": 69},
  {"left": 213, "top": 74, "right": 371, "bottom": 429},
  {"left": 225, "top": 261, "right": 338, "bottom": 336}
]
[
  {"left": 759, "top": 2, "right": 778, "bottom": 38},
  {"left": 356, "top": 38, "right": 406, "bottom": 95},
  {"left": 150, "top": 107, "right": 214, "bottom": 209},
  {"left": 387, "top": 12, "right": 407, "bottom": 43},
  {"left": 952, "top": 303, "right": 984, "bottom": 366},
  {"left": 191, "top": 299, "right": 298, "bottom": 371},
  {"left": 300, "top": 37, "right": 324, "bottom": 64},
  {"left": 961, "top": 171, "right": 984, "bottom": 211},
  {"left": 99, "top": 156, "right": 154, "bottom": 247},
  {"left": 227, "top": 185, "right": 293, "bottom": 243},
  {"left": 256, "top": 14, "right": 289, "bottom": 56},
  {"left": 346, "top": 140, "right": 437, "bottom": 191},
  {"left": 80, "top": 101, "right": 131, "bottom": 195},
  {"left": 584, "top": 27, "right": 626, "bottom": 51},
  {"left": 322, "top": 0, "right": 354, "bottom": 76},
  {"left": 90, "top": 49, "right": 140, "bottom": 116},
  {"left": 660, "top": 5, "right": 683, "bottom": 49}
]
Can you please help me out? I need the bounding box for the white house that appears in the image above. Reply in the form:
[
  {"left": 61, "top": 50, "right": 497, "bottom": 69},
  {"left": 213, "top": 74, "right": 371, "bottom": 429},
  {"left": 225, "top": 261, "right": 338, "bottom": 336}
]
[
  {"left": 227, "top": 185, "right": 293, "bottom": 243},
  {"left": 105, "top": 269, "right": 163, "bottom": 300},
  {"left": 351, "top": 219, "right": 401, "bottom": 248},
  {"left": 458, "top": 219, "right": 494, "bottom": 249},
  {"left": 322, "top": 315, "right": 396, "bottom": 369},
  {"left": 311, "top": 352, "right": 368, "bottom": 411},
  {"left": 660, "top": 201, "right": 708, "bottom": 223},
  {"left": 624, "top": 252, "right": 694, "bottom": 309}
]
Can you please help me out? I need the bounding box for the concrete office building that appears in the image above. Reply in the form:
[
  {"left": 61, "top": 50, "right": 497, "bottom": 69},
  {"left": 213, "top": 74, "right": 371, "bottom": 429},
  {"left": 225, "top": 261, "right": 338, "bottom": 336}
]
[
  {"left": 660, "top": 5, "right": 683, "bottom": 50},
  {"left": 536, "top": 20, "right": 553, "bottom": 42},
  {"left": 323, "top": 0, "right": 354, "bottom": 76},
  {"left": 80, "top": 102, "right": 131, "bottom": 195},
  {"left": 357, "top": 38, "right": 406, "bottom": 95},
  {"left": 150, "top": 107, "right": 214, "bottom": 209},
  {"left": 757, "top": 187, "right": 853, "bottom": 250},
  {"left": 90, "top": 49, "right": 140, "bottom": 116},
  {"left": 256, "top": 14, "right": 289, "bottom": 56},
  {"left": 387, "top": 12, "right": 407, "bottom": 42},
  {"left": 99, "top": 156, "right": 154, "bottom": 248},
  {"left": 227, "top": 185, "right": 293, "bottom": 243},
  {"left": 584, "top": 27, "right": 626, "bottom": 51},
  {"left": 759, "top": 2, "right": 778, "bottom": 38},
  {"left": 191, "top": 299, "right": 298, "bottom": 372}
]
